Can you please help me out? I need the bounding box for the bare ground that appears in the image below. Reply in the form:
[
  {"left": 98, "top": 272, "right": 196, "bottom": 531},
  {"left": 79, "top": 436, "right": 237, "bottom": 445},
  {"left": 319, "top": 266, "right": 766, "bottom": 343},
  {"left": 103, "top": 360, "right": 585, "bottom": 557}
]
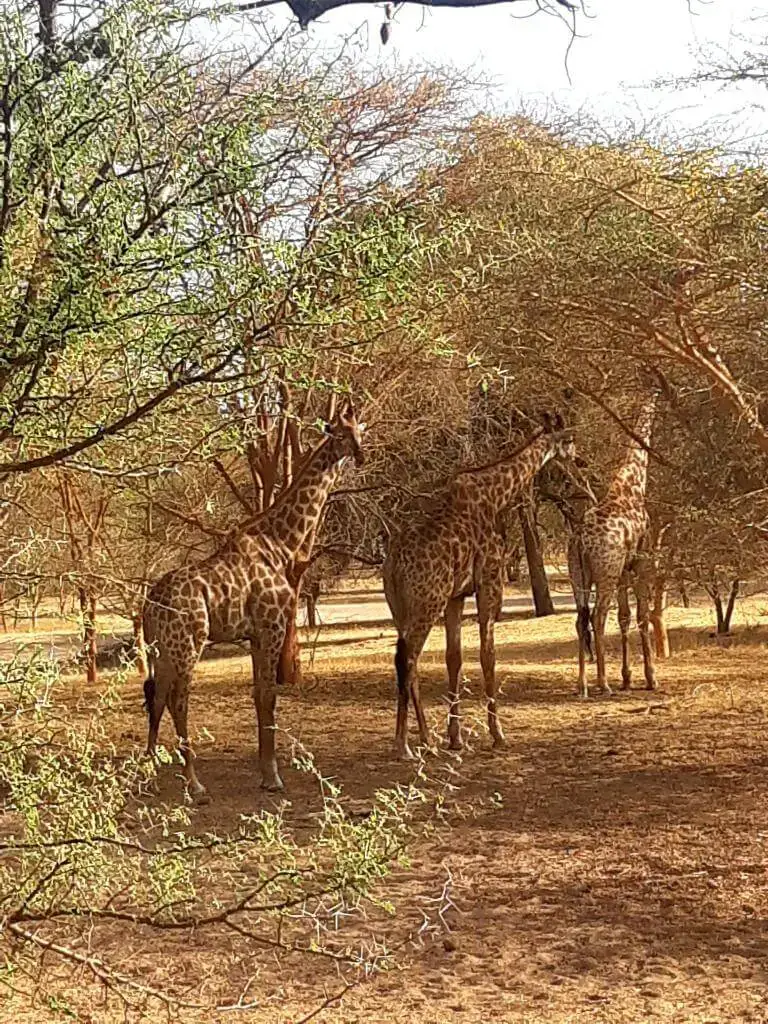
[{"left": 5, "top": 579, "right": 768, "bottom": 1023}]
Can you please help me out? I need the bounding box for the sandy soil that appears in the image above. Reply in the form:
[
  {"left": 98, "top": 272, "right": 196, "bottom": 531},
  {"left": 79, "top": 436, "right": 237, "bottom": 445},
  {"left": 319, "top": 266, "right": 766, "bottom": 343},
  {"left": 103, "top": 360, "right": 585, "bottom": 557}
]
[{"left": 5, "top": 579, "right": 768, "bottom": 1023}]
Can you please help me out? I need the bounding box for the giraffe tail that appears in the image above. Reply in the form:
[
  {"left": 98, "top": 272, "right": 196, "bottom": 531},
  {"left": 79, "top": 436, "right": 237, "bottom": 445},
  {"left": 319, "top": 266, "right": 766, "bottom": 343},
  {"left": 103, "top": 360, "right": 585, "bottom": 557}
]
[
  {"left": 143, "top": 655, "right": 155, "bottom": 718},
  {"left": 395, "top": 636, "right": 409, "bottom": 697},
  {"left": 143, "top": 678, "right": 155, "bottom": 718}
]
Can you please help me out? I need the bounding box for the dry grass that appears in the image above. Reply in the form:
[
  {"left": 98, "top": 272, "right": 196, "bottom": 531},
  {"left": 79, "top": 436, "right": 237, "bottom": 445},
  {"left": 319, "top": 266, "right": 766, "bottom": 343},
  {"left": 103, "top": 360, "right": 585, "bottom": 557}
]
[{"left": 5, "top": 581, "right": 768, "bottom": 1022}]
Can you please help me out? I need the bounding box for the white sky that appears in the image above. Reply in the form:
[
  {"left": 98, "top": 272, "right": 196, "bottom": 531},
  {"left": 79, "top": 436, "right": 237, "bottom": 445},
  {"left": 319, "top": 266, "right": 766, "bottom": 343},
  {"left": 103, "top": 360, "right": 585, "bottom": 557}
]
[{"left": 270, "top": 0, "right": 768, "bottom": 146}]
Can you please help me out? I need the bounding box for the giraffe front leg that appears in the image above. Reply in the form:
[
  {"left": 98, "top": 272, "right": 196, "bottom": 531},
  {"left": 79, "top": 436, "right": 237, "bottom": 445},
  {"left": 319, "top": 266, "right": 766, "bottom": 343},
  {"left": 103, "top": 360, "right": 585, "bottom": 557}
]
[
  {"left": 635, "top": 555, "right": 658, "bottom": 691},
  {"left": 477, "top": 577, "right": 505, "bottom": 748},
  {"left": 444, "top": 597, "right": 465, "bottom": 751},
  {"left": 575, "top": 606, "right": 590, "bottom": 698},
  {"left": 250, "top": 643, "right": 283, "bottom": 791},
  {"left": 617, "top": 574, "right": 632, "bottom": 690},
  {"left": 592, "top": 591, "right": 613, "bottom": 697}
]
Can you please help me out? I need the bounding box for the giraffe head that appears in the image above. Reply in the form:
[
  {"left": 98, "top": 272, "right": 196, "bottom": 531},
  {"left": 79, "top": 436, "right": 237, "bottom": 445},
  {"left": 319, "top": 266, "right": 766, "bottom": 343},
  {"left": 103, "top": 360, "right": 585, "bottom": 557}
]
[
  {"left": 324, "top": 400, "right": 365, "bottom": 466},
  {"left": 541, "top": 411, "right": 577, "bottom": 462}
]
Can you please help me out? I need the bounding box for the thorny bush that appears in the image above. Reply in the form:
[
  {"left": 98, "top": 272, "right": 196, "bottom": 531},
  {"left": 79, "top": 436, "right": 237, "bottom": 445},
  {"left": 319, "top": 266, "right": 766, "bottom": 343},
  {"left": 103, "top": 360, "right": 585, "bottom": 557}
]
[{"left": 0, "top": 655, "right": 457, "bottom": 1017}]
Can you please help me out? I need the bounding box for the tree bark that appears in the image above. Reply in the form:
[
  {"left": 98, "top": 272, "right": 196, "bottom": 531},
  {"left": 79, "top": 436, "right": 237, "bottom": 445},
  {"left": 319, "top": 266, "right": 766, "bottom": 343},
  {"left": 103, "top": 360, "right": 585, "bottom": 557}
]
[
  {"left": 30, "top": 583, "right": 41, "bottom": 629},
  {"left": 713, "top": 595, "right": 725, "bottom": 635},
  {"left": 650, "top": 574, "right": 670, "bottom": 659},
  {"left": 506, "top": 544, "right": 522, "bottom": 585},
  {"left": 79, "top": 586, "right": 97, "bottom": 685},
  {"left": 519, "top": 500, "right": 554, "bottom": 617},
  {"left": 305, "top": 589, "right": 318, "bottom": 629},
  {"left": 707, "top": 579, "right": 739, "bottom": 635},
  {"left": 280, "top": 607, "right": 302, "bottom": 687},
  {"left": 279, "top": 566, "right": 308, "bottom": 688},
  {"left": 723, "top": 579, "right": 739, "bottom": 634}
]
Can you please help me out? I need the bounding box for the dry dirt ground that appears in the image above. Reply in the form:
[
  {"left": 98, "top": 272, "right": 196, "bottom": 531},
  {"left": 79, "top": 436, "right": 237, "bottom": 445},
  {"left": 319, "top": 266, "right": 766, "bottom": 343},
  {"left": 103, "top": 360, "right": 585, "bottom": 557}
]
[{"left": 5, "top": 575, "right": 768, "bottom": 1023}]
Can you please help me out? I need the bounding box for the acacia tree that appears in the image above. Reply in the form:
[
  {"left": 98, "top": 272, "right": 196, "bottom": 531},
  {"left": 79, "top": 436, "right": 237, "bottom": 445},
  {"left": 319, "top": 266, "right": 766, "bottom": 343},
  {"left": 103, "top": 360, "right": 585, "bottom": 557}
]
[
  {"left": 431, "top": 116, "right": 768, "bottom": 645},
  {"left": 0, "top": 3, "right": 459, "bottom": 487}
]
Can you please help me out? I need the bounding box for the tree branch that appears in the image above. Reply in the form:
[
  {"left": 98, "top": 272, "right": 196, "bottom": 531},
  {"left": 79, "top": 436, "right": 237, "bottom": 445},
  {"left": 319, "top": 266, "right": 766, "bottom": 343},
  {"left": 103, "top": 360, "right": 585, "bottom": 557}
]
[
  {"left": 0, "top": 353, "right": 240, "bottom": 477},
  {"left": 218, "top": 0, "right": 575, "bottom": 28}
]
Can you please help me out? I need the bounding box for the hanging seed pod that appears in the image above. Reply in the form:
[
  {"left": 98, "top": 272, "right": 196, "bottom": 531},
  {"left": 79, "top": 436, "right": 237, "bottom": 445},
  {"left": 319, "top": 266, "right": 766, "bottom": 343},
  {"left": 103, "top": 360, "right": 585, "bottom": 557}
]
[{"left": 380, "top": 20, "right": 390, "bottom": 44}]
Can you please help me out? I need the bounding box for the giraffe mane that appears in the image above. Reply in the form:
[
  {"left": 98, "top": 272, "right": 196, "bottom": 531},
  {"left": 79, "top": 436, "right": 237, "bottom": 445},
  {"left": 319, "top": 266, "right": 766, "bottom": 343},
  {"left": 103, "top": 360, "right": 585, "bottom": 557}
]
[{"left": 235, "top": 434, "right": 334, "bottom": 538}]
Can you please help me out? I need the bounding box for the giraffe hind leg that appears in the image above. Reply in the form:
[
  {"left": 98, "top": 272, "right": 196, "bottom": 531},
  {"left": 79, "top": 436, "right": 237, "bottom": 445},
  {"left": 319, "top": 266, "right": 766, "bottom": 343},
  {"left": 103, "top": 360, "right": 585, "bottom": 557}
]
[
  {"left": 617, "top": 574, "right": 632, "bottom": 690},
  {"left": 477, "top": 575, "right": 505, "bottom": 748},
  {"left": 394, "top": 627, "right": 430, "bottom": 759},
  {"left": 394, "top": 636, "right": 414, "bottom": 759},
  {"left": 145, "top": 667, "right": 170, "bottom": 757},
  {"left": 167, "top": 676, "right": 208, "bottom": 803},
  {"left": 592, "top": 591, "right": 613, "bottom": 697},
  {"left": 445, "top": 598, "right": 465, "bottom": 751}
]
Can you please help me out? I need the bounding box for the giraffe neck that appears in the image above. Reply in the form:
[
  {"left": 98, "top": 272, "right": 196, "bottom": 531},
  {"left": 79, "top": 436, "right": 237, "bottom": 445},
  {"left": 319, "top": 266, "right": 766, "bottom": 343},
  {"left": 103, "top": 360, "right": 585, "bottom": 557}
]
[
  {"left": 258, "top": 440, "right": 343, "bottom": 557},
  {"left": 606, "top": 393, "right": 657, "bottom": 503},
  {"left": 454, "top": 432, "right": 556, "bottom": 516}
]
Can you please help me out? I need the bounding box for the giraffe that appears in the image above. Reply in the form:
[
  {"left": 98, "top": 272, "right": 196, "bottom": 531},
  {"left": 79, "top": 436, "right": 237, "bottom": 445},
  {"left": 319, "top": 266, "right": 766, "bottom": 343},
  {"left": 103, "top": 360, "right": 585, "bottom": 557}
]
[
  {"left": 142, "top": 402, "right": 364, "bottom": 798},
  {"left": 568, "top": 390, "right": 659, "bottom": 698},
  {"left": 383, "top": 414, "right": 577, "bottom": 758}
]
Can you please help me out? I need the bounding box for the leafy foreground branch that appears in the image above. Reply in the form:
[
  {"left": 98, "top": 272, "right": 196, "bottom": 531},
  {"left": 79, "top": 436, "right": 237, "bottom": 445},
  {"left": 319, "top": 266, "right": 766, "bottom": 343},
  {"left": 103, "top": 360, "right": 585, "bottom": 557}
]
[{"left": 0, "top": 656, "right": 461, "bottom": 1019}]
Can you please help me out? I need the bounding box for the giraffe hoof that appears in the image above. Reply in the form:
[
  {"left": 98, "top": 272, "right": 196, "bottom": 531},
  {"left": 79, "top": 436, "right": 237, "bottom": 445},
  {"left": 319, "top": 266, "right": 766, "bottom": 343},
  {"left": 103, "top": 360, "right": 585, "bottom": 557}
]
[
  {"left": 395, "top": 745, "right": 415, "bottom": 761},
  {"left": 492, "top": 735, "right": 507, "bottom": 750},
  {"left": 187, "top": 784, "right": 210, "bottom": 805},
  {"left": 447, "top": 736, "right": 463, "bottom": 752}
]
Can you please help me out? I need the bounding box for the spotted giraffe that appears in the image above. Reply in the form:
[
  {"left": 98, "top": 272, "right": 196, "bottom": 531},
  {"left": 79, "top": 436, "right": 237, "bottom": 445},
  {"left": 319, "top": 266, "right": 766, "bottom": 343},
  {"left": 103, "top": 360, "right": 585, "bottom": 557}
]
[
  {"left": 142, "top": 402, "right": 364, "bottom": 798},
  {"left": 383, "top": 415, "right": 577, "bottom": 758},
  {"left": 568, "top": 390, "right": 659, "bottom": 698}
]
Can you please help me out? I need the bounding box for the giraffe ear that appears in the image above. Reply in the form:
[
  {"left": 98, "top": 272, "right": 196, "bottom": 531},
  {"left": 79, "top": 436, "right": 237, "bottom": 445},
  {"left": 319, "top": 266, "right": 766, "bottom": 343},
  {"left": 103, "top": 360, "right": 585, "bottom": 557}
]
[
  {"left": 540, "top": 411, "right": 554, "bottom": 432},
  {"left": 323, "top": 421, "right": 334, "bottom": 435},
  {"left": 553, "top": 411, "right": 565, "bottom": 431}
]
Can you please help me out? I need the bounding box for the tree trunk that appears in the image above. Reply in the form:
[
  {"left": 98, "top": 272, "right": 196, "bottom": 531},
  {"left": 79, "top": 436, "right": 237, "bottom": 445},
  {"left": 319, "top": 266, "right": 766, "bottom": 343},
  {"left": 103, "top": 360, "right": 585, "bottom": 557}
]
[
  {"left": 30, "top": 584, "right": 41, "bottom": 629},
  {"left": 676, "top": 573, "right": 690, "bottom": 608},
  {"left": 0, "top": 583, "right": 6, "bottom": 632},
  {"left": 707, "top": 579, "right": 739, "bottom": 636},
  {"left": 651, "top": 574, "right": 670, "bottom": 659},
  {"left": 305, "top": 590, "right": 318, "bottom": 629},
  {"left": 519, "top": 501, "right": 554, "bottom": 617},
  {"left": 506, "top": 545, "right": 522, "bottom": 585},
  {"left": 280, "top": 609, "right": 302, "bottom": 687},
  {"left": 723, "top": 579, "right": 739, "bottom": 634},
  {"left": 713, "top": 594, "right": 725, "bottom": 635},
  {"left": 279, "top": 571, "right": 305, "bottom": 688},
  {"left": 79, "top": 586, "right": 98, "bottom": 685}
]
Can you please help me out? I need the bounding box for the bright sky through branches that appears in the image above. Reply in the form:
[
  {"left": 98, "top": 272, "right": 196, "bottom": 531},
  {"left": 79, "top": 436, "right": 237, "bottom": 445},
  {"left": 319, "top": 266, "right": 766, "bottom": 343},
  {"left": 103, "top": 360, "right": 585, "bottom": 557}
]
[{"left": 268, "top": 0, "right": 768, "bottom": 145}]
